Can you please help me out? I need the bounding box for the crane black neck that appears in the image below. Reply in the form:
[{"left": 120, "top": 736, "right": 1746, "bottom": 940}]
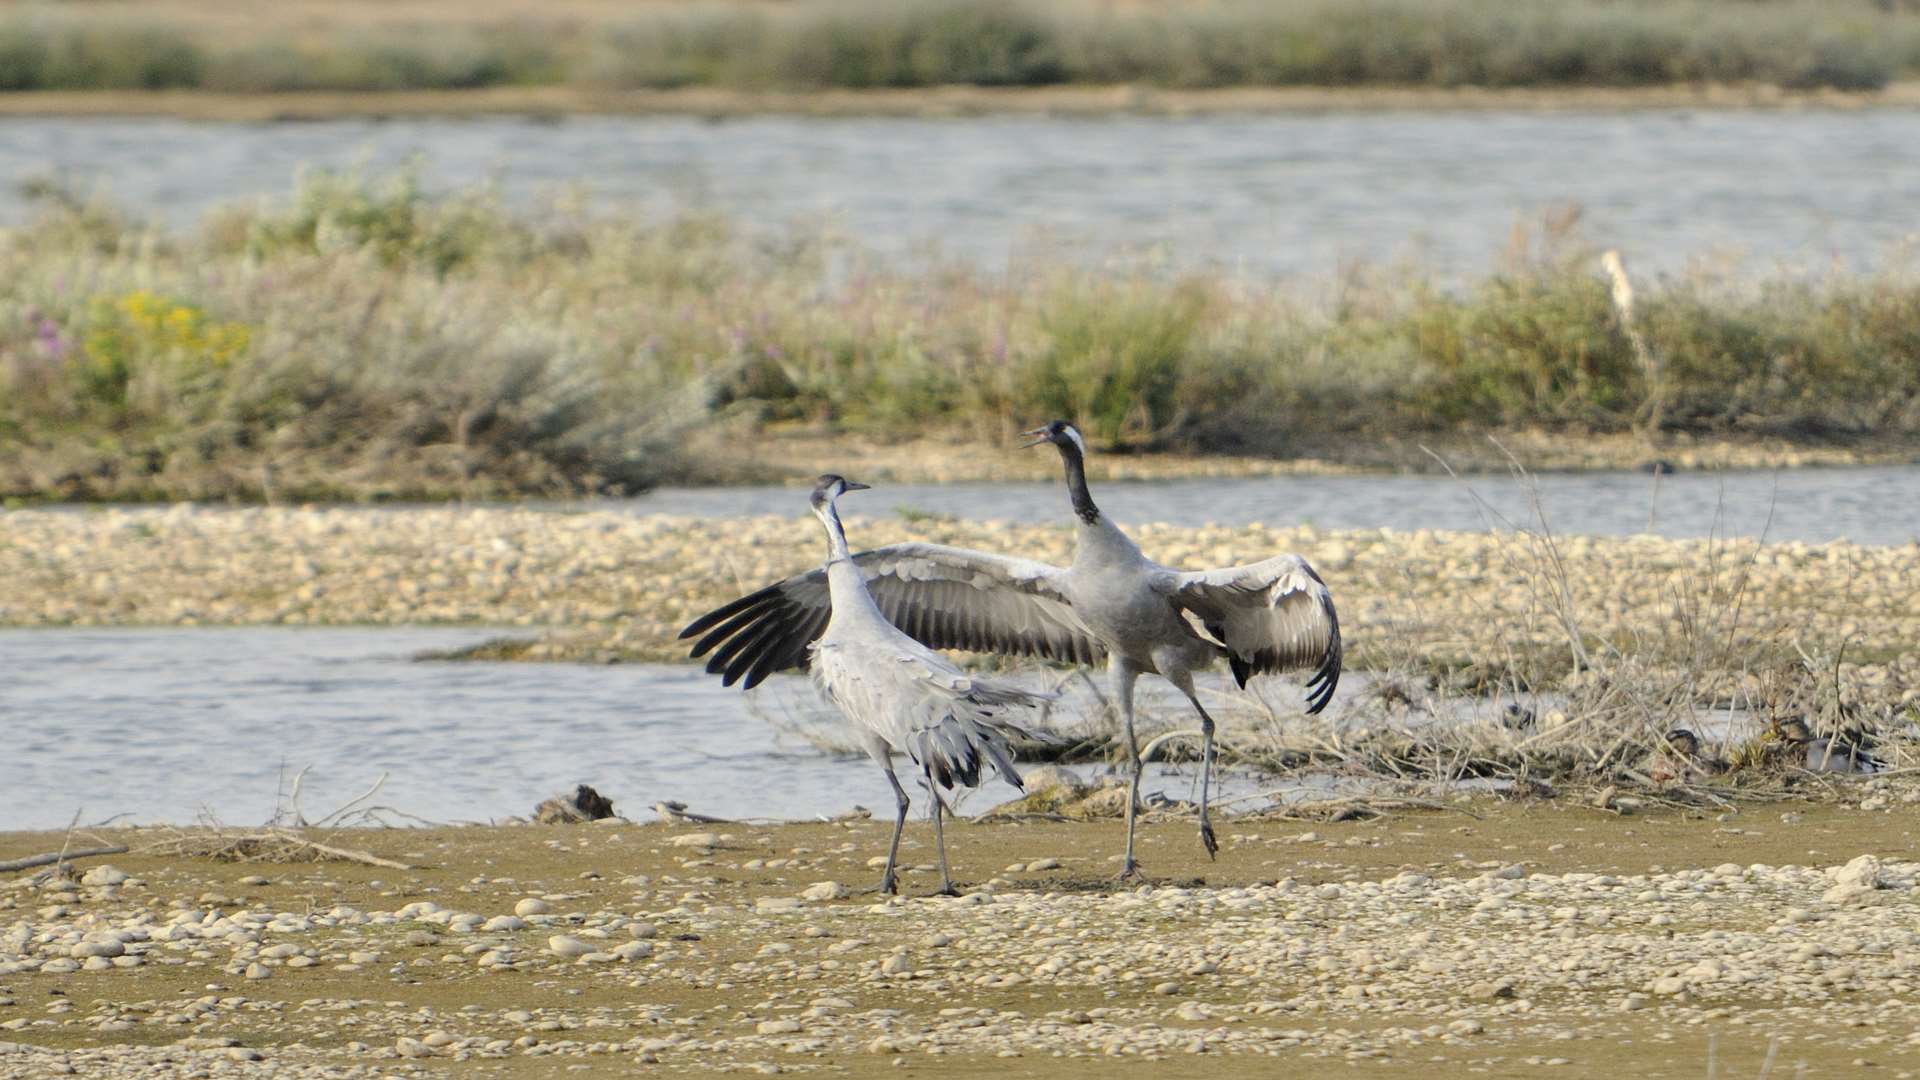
[{"left": 1057, "top": 440, "right": 1101, "bottom": 524}]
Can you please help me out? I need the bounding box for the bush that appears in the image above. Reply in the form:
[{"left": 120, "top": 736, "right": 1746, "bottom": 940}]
[{"left": 5, "top": 173, "right": 1920, "bottom": 502}]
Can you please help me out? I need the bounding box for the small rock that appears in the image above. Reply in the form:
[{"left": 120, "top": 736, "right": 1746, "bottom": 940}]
[
  {"left": 533, "top": 784, "right": 616, "bottom": 824},
  {"left": 514, "top": 898, "right": 551, "bottom": 917},
  {"left": 1470, "top": 979, "right": 1516, "bottom": 1001},
  {"left": 1026, "top": 858, "right": 1062, "bottom": 872},
  {"left": 243, "top": 963, "right": 271, "bottom": 981},
  {"left": 395, "top": 1036, "right": 432, "bottom": 1058},
  {"left": 80, "top": 866, "right": 128, "bottom": 887},
  {"left": 670, "top": 832, "right": 722, "bottom": 849},
  {"left": 547, "top": 936, "right": 594, "bottom": 958},
  {"left": 801, "top": 881, "right": 848, "bottom": 901},
  {"left": 1833, "top": 854, "right": 1886, "bottom": 890},
  {"left": 881, "top": 953, "right": 912, "bottom": 975},
  {"left": 484, "top": 915, "right": 526, "bottom": 932},
  {"left": 757, "top": 1019, "right": 803, "bottom": 1035}
]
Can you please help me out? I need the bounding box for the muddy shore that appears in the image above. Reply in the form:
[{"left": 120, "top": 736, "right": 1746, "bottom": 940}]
[{"left": 5, "top": 801, "right": 1920, "bottom": 1078}]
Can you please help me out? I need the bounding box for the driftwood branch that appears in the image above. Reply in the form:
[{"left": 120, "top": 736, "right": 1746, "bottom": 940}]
[
  {"left": 312, "top": 772, "right": 390, "bottom": 829},
  {"left": 139, "top": 827, "right": 413, "bottom": 871},
  {"left": 0, "top": 845, "right": 129, "bottom": 874}
]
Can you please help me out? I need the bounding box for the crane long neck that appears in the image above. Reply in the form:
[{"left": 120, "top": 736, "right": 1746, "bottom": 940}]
[
  {"left": 816, "top": 499, "right": 853, "bottom": 563},
  {"left": 1059, "top": 441, "right": 1100, "bottom": 524}
]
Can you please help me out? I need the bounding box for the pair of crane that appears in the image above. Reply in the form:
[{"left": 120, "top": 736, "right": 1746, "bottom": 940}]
[{"left": 679, "top": 421, "right": 1342, "bottom": 893}]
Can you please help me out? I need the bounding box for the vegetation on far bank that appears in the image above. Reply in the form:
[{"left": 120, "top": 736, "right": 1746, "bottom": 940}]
[
  {"left": 3, "top": 171, "right": 1920, "bottom": 502},
  {"left": 2, "top": 0, "right": 1920, "bottom": 98}
]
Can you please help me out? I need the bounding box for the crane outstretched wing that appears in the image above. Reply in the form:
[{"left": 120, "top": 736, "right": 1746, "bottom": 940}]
[
  {"left": 1155, "top": 554, "right": 1342, "bottom": 713},
  {"left": 680, "top": 543, "right": 1104, "bottom": 688}
]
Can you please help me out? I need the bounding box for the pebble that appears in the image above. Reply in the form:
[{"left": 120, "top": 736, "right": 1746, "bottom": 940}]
[
  {"left": 80, "top": 866, "right": 128, "bottom": 887},
  {"left": 801, "top": 881, "right": 848, "bottom": 901},
  {"left": 513, "top": 898, "right": 550, "bottom": 917},
  {"left": 547, "top": 936, "right": 594, "bottom": 958},
  {"left": 757, "top": 1020, "right": 803, "bottom": 1035}
]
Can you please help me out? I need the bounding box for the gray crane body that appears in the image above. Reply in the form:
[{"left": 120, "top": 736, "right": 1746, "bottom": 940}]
[{"left": 802, "top": 475, "right": 1054, "bottom": 895}]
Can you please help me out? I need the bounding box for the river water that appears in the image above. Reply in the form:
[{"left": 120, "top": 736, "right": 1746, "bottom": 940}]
[
  {"left": 0, "top": 627, "right": 1295, "bottom": 831},
  {"left": 617, "top": 466, "right": 1920, "bottom": 546},
  {"left": 5, "top": 111, "right": 1920, "bottom": 275}
]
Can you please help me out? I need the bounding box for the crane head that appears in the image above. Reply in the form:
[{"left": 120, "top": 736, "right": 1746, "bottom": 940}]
[
  {"left": 808, "top": 474, "right": 871, "bottom": 509},
  {"left": 1018, "top": 420, "right": 1086, "bottom": 458}
]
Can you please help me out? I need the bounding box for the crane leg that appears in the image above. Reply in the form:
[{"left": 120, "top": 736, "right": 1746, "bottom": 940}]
[
  {"left": 862, "top": 764, "right": 909, "bottom": 895},
  {"left": 927, "top": 776, "right": 960, "bottom": 898},
  {"left": 1185, "top": 693, "right": 1220, "bottom": 860},
  {"left": 1113, "top": 661, "right": 1146, "bottom": 882}
]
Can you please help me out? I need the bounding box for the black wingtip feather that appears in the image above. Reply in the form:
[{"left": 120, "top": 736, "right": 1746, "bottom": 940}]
[
  {"left": 678, "top": 583, "right": 778, "bottom": 639},
  {"left": 687, "top": 599, "right": 777, "bottom": 659}
]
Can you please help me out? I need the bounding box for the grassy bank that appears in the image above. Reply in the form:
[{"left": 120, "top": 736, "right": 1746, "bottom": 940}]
[
  {"left": 3, "top": 173, "right": 1920, "bottom": 502},
  {"left": 3, "top": 0, "right": 1920, "bottom": 97},
  {"left": 5, "top": 804, "right": 1920, "bottom": 1077}
]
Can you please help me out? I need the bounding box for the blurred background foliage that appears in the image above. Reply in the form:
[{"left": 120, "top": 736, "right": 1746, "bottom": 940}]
[{"left": 0, "top": 0, "right": 1917, "bottom": 94}]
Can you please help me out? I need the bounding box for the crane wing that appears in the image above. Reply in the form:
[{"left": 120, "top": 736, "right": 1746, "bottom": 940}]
[
  {"left": 680, "top": 543, "right": 1105, "bottom": 688},
  {"left": 1155, "top": 554, "right": 1341, "bottom": 713}
]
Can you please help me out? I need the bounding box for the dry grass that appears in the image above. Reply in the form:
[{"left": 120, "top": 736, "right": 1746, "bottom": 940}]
[{"left": 5, "top": 173, "right": 1920, "bottom": 502}]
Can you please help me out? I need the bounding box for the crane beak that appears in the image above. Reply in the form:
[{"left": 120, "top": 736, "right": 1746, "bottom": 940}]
[
  {"left": 1018, "top": 427, "right": 1051, "bottom": 448},
  {"left": 842, "top": 481, "right": 871, "bottom": 492}
]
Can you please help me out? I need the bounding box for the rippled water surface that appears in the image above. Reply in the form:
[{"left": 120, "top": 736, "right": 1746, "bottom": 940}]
[
  {"left": 0, "top": 627, "right": 1265, "bottom": 831},
  {"left": 620, "top": 466, "right": 1920, "bottom": 546},
  {"left": 5, "top": 112, "right": 1920, "bottom": 274}
]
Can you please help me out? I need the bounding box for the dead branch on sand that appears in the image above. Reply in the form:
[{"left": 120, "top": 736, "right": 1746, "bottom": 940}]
[{"left": 139, "top": 825, "right": 412, "bottom": 870}]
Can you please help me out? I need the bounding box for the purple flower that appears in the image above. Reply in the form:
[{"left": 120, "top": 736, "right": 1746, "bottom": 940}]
[{"left": 34, "top": 315, "right": 68, "bottom": 360}]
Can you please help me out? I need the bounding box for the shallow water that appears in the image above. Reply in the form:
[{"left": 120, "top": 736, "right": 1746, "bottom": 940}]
[
  {"left": 617, "top": 466, "right": 1920, "bottom": 546},
  {"left": 5, "top": 111, "right": 1920, "bottom": 275},
  {"left": 0, "top": 627, "right": 1267, "bottom": 831}
]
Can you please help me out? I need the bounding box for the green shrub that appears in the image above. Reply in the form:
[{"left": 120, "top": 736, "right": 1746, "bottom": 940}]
[{"left": 6, "top": 172, "right": 1920, "bottom": 502}]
